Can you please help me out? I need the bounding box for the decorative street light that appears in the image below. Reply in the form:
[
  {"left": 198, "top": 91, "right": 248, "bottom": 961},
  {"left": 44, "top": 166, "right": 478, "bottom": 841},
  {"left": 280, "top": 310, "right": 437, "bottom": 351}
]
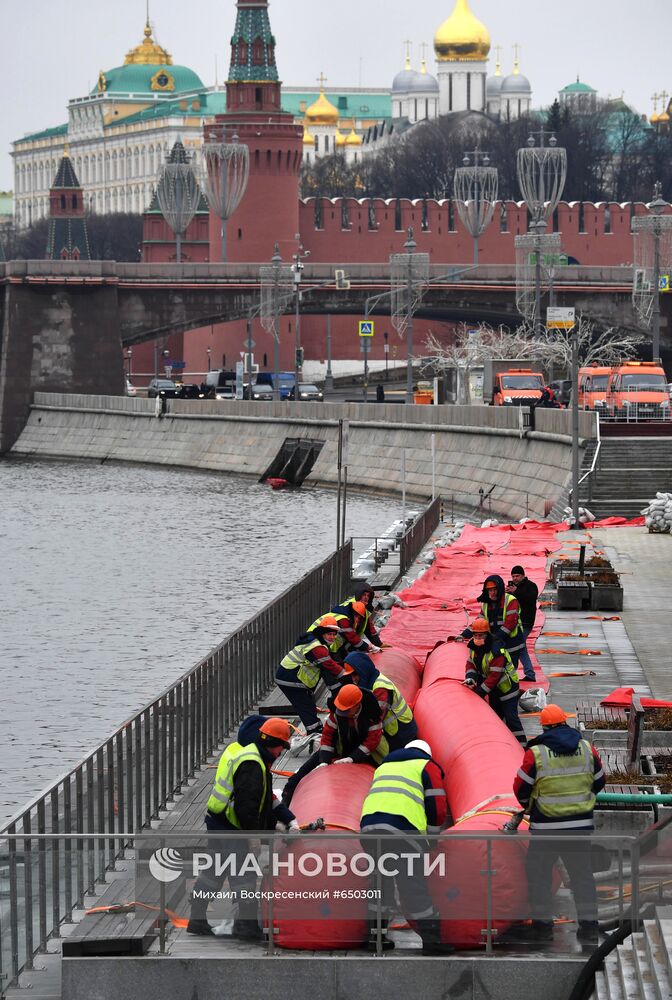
[
  {"left": 390, "top": 228, "right": 430, "bottom": 405},
  {"left": 206, "top": 346, "right": 212, "bottom": 372},
  {"left": 155, "top": 142, "right": 202, "bottom": 263},
  {"left": 260, "top": 244, "right": 294, "bottom": 401},
  {"left": 515, "top": 130, "right": 567, "bottom": 331},
  {"left": 632, "top": 181, "right": 672, "bottom": 362},
  {"left": 292, "top": 244, "right": 311, "bottom": 399},
  {"left": 126, "top": 347, "right": 133, "bottom": 379},
  {"left": 201, "top": 130, "right": 250, "bottom": 262},
  {"left": 454, "top": 147, "right": 498, "bottom": 265}
]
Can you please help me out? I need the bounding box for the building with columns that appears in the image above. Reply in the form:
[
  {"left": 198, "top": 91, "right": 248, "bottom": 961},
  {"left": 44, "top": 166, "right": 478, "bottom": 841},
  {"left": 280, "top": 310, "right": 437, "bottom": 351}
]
[{"left": 12, "top": 20, "right": 212, "bottom": 229}]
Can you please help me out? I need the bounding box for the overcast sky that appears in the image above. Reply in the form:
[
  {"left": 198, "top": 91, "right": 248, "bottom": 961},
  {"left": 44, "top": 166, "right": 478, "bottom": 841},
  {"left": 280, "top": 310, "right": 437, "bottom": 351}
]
[{"left": 1, "top": 0, "right": 668, "bottom": 191}]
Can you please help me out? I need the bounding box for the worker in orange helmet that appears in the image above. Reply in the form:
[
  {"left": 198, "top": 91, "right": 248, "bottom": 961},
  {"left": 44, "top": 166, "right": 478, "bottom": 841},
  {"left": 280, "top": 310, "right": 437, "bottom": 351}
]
[
  {"left": 511, "top": 704, "right": 605, "bottom": 946},
  {"left": 187, "top": 715, "right": 297, "bottom": 940},
  {"left": 281, "top": 684, "right": 388, "bottom": 807},
  {"left": 462, "top": 616, "right": 526, "bottom": 745}
]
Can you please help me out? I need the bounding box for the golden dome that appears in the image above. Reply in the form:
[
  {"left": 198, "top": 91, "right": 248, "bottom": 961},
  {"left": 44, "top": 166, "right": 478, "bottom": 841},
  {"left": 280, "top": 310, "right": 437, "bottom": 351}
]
[
  {"left": 303, "top": 127, "right": 315, "bottom": 145},
  {"left": 659, "top": 111, "right": 670, "bottom": 123},
  {"left": 125, "top": 21, "right": 173, "bottom": 66},
  {"left": 345, "top": 127, "right": 362, "bottom": 146},
  {"left": 305, "top": 89, "right": 339, "bottom": 125},
  {"left": 335, "top": 129, "right": 346, "bottom": 147},
  {"left": 434, "top": 0, "right": 490, "bottom": 63}
]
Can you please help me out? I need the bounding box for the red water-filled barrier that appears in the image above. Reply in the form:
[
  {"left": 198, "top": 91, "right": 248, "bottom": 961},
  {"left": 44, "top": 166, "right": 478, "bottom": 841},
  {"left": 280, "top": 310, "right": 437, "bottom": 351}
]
[
  {"left": 416, "top": 642, "right": 529, "bottom": 947},
  {"left": 274, "top": 522, "right": 568, "bottom": 950},
  {"left": 269, "top": 648, "right": 422, "bottom": 950}
]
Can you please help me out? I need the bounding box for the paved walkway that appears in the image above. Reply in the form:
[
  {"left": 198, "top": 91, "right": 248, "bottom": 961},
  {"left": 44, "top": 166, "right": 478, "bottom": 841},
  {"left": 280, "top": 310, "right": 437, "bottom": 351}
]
[{"left": 591, "top": 527, "right": 672, "bottom": 700}]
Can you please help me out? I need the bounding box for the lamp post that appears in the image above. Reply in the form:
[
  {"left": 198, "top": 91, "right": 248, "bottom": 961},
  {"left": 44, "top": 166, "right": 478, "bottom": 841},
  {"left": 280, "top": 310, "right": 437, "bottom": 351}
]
[
  {"left": 383, "top": 330, "right": 389, "bottom": 380},
  {"left": 632, "top": 181, "right": 672, "bottom": 363},
  {"left": 454, "top": 146, "right": 498, "bottom": 266},
  {"left": 325, "top": 315, "right": 334, "bottom": 393},
  {"left": 126, "top": 347, "right": 133, "bottom": 379},
  {"left": 390, "top": 228, "right": 430, "bottom": 405},
  {"left": 201, "top": 130, "right": 250, "bottom": 262},
  {"left": 515, "top": 131, "right": 567, "bottom": 332},
  {"left": 155, "top": 142, "right": 202, "bottom": 264},
  {"left": 206, "top": 346, "right": 211, "bottom": 372},
  {"left": 292, "top": 245, "right": 310, "bottom": 399},
  {"left": 260, "top": 245, "right": 293, "bottom": 402}
]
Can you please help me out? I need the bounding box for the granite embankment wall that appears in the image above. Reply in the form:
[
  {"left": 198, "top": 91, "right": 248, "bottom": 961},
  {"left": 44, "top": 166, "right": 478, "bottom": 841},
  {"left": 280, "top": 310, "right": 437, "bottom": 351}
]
[{"left": 11, "top": 394, "right": 596, "bottom": 519}]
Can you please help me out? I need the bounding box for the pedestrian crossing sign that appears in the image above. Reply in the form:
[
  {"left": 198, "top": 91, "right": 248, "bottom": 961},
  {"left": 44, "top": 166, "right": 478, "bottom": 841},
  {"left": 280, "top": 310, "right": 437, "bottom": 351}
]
[
  {"left": 660, "top": 275, "right": 670, "bottom": 292},
  {"left": 359, "top": 321, "right": 374, "bottom": 337}
]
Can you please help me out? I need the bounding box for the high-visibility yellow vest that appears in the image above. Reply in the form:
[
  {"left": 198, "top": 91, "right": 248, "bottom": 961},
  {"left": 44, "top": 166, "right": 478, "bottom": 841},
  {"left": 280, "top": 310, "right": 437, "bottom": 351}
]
[
  {"left": 207, "top": 741, "right": 267, "bottom": 827},
  {"left": 530, "top": 741, "right": 596, "bottom": 819},
  {"left": 374, "top": 673, "right": 413, "bottom": 736},
  {"left": 280, "top": 638, "right": 325, "bottom": 689},
  {"left": 468, "top": 646, "right": 519, "bottom": 694},
  {"left": 360, "top": 758, "right": 428, "bottom": 832},
  {"left": 481, "top": 593, "right": 522, "bottom": 639}
]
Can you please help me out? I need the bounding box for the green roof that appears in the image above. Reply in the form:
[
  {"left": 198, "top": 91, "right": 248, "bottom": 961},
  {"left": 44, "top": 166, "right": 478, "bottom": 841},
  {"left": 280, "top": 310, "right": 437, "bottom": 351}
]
[
  {"left": 228, "top": 4, "right": 278, "bottom": 83},
  {"left": 92, "top": 62, "right": 204, "bottom": 97},
  {"left": 561, "top": 79, "right": 596, "bottom": 94},
  {"left": 110, "top": 90, "right": 226, "bottom": 129},
  {"left": 282, "top": 90, "right": 391, "bottom": 120},
  {"left": 17, "top": 123, "right": 68, "bottom": 144}
]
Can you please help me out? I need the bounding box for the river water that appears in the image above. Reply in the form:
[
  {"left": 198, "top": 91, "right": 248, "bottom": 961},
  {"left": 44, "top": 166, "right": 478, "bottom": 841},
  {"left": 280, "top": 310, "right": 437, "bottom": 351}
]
[{"left": 0, "top": 459, "right": 401, "bottom": 826}]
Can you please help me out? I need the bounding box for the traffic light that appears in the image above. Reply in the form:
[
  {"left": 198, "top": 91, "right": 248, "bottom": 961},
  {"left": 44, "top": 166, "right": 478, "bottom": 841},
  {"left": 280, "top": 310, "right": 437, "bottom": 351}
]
[{"left": 295, "top": 347, "right": 304, "bottom": 368}]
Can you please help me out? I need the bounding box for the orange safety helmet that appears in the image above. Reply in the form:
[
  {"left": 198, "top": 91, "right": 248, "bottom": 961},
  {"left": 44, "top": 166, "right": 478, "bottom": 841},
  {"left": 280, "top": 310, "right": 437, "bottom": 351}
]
[
  {"left": 334, "top": 684, "right": 363, "bottom": 712},
  {"left": 316, "top": 614, "right": 340, "bottom": 631},
  {"left": 259, "top": 718, "right": 292, "bottom": 747},
  {"left": 540, "top": 704, "right": 568, "bottom": 727},
  {"left": 351, "top": 601, "right": 367, "bottom": 618},
  {"left": 471, "top": 617, "right": 491, "bottom": 633},
  {"left": 341, "top": 662, "right": 356, "bottom": 675}
]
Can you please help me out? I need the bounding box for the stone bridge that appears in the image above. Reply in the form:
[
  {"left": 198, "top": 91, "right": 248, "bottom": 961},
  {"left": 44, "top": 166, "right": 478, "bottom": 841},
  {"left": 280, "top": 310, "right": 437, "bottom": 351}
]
[{"left": 0, "top": 258, "right": 662, "bottom": 454}]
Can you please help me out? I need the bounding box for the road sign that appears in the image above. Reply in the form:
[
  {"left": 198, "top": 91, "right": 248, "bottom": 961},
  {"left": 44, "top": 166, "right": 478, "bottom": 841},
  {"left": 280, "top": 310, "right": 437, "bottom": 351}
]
[
  {"left": 660, "top": 275, "right": 670, "bottom": 292},
  {"left": 529, "top": 252, "right": 569, "bottom": 267},
  {"left": 360, "top": 338, "right": 371, "bottom": 354},
  {"left": 383, "top": 343, "right": 390, "bottom": 353},
  {"left": 170, "top": 360, "right": 186, "bottom": 370},
  {"left": 244, "top": 337, "right": 256, "bottom": 350},
  {"left": 546, "top": 307, "right": 576, "bottom": 330},
  {"left": 359, "top": 320, "right": 374, "bottom": 337}
]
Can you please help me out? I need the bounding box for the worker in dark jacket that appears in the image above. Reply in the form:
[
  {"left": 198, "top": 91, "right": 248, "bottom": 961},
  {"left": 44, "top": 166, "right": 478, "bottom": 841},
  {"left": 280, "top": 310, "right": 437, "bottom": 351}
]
[
  {"left": 462, "top": 617, "right": 526, "bottom": 744},
  {"left": 461, "top": 574, "right": 524, "bottom": 667},
  {"left": 506, "top": 565, "right": 539, "bottom": 682},
  {"left": 360, "top": 739, "right": 453, "bottom": 954},
  {"left": 343, "top": 650, "right": 418, "bottom": 749},
  {"left": 330, "top": 583, "right": 383, "bottom": 652},
  {"left": 281, "top": 684, "right": 386, "bottom": 806},
  {"left": 512, "top": 704, "right": 605, "bottom": 945},
  {"left": 275, "top": 615, "right": 348, "bottom": 749},
  {"left": 187, "top": 716, "right": 296, "bottom": 939}
]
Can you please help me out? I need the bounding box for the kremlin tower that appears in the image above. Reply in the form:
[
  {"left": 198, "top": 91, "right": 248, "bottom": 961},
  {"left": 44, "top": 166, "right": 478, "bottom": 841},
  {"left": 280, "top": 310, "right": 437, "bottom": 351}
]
[{"left": 207, "top": 0, "right": 303, "bottom": 262}]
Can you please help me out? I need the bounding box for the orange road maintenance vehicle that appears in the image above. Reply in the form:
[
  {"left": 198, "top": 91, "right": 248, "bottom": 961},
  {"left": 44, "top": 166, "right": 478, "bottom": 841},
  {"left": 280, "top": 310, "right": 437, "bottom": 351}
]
[
  {"left": 604, "top": 361, "right": 670, "bottom": 420},
  {"left": 577, "top": 366, "right": 611, "bottom": 410}
]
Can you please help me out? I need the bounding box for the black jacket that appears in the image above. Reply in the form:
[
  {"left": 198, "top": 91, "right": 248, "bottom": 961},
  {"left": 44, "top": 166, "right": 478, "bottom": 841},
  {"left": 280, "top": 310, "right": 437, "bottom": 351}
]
[
  {"left": 510, "top": 577, "right": 539, "bottom": 630},
  {"left": 228, "top": 742, "right": 294, "bottom": 830}
]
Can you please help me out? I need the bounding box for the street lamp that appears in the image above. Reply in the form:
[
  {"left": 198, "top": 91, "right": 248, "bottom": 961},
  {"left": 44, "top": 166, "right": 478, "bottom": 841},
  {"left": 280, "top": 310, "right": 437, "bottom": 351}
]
[
  {"left": 201, "top": 129, "right": 250, "bottom": 262},
  {"left": 292, "top": 245, "right": 310, "bottom": 399},
  {"left": 454, "top": 147, "right": 498, "bottom": 266},
  {"left": 515, "top": 131, "right": 567, "bottom": 332},
  {"left": 155, "top": 142, "right": 202, "bottom": 263},
  {"left": 126, "top": 347, "right": 133, "bottom": 379},
  {"left": 383, "top": 331, "right": 389, "bottom": 380},
  {"left": 207, "top": 346, "right": 212, "bottom": 372},
  {"left": 390, "top": 228, "right": 430, "bottom": 405},
  {"left": 632, "top": 181, "right": 672, "bottom": 363},
  {"left": 260, "top": 245, "right": 293, "bottom": 401}
]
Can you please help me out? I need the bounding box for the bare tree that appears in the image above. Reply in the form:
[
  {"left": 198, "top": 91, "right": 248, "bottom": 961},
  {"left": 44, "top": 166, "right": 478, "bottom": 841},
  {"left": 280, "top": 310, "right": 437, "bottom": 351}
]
[{"left": 527, "top": 317, "right": 644, "bottom": 369}]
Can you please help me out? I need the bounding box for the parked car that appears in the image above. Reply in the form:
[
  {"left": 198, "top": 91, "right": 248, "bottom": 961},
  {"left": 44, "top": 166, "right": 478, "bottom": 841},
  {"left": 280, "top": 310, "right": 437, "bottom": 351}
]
[
  {"left": 290, "top": 383, "right": 324, "bottom": 401},
  {"left": 244, "top": 383, "right": 274, "bottom": 401},
  {"left": 147, "top": 378, "right": 180, "bottom": 398},
  {"left": 125, "top": 379, "right": 137, "bottom": 397},
  {"left": 549, "top": 379, "right": 572, "bottom": 406}
]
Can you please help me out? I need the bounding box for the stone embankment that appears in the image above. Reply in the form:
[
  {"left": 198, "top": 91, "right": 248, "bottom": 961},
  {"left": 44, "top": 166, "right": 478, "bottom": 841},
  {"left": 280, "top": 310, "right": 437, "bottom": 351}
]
[{"left": 12, "top": 394, "right": 596, "bottom": 519}]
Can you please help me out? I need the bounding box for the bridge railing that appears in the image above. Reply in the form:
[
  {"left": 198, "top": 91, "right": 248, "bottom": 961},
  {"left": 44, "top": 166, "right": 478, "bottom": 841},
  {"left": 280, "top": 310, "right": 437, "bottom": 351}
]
[
  {"left": 0, "top": 260, "right": 634, "bottom": 287},
  {"left": 0, "top": 542, "right": 351, "bottom": 988}
]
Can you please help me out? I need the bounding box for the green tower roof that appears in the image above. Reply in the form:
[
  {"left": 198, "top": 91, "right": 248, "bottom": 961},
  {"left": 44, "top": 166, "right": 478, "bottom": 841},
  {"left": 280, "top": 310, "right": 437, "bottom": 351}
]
[{"left": 228, "top": 0, "right": 278, "bottom": 83}]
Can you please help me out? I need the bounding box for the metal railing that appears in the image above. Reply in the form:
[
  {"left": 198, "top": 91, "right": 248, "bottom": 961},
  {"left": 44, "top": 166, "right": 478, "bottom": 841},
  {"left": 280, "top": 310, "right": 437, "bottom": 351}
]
[
  {"left": 400, "top": 498, "right": 441, "bottom": 576},
  {"left": 577, "top": 412, "right": 602, "bottom": 504},
  {"left": 597, "top": 401, "right": 672, "bottom": 423},
  {"left": 0, "top": 543, "right": 351, "bottom": 988}
]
